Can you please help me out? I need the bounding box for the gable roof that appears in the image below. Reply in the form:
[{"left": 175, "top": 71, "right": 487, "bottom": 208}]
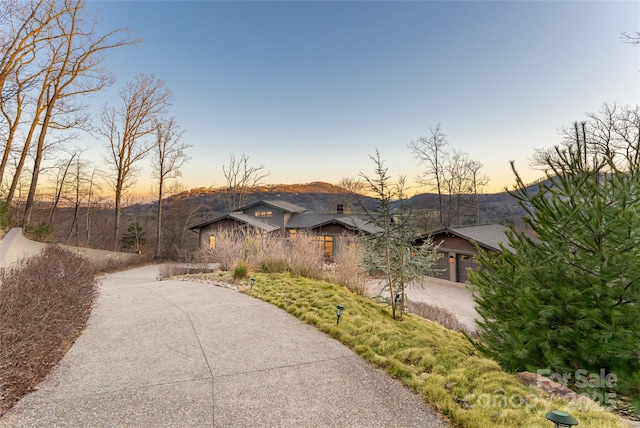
[
  {"left": 286, "top": 213, "right": 380, "bottom": 235},
  {"left": 421, "top": 224, "right": 514, "bottom": 252},
  {"left": 188, "top": 213, "right": 280, "bottom": 232},
  {"left": 237, "top": 200, "right": 307, "bottom": 213}
]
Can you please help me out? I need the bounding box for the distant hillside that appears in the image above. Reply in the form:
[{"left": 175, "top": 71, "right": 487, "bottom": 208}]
[
  {"left": 165, "top": 182, "right": 376, "bottom": 216},
  {"left": 176, "top": 182, "right": 351, "bottom": 199}
]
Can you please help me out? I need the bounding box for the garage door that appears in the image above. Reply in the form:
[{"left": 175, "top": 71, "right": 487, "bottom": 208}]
[
  {"left": 457, "top": 254, "right": 474, "bottom": 283},
  {"left": 431, "top": 252, "right": 450, "bottom": 280}
]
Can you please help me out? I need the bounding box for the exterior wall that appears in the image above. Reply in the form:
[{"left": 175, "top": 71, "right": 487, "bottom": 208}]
[
  {"left": 308, "top": 224, "right": 359, "bottom": 258},
  {"left": 197, "top": 219, "right": 245, "bottom": 249},
  {"left": 431, "top": 234, "right": 478, "bottom": 255},
  {"left": 419, "top": 233, "right": 483, "bottom": 283},
  {"left": 241, "top": 203, "right": 285, "bottom": 228}
]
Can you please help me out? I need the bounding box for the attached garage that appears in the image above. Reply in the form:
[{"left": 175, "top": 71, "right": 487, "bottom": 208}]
[{"left": 414, "top": 224, "right": 512, "bottom": 283}]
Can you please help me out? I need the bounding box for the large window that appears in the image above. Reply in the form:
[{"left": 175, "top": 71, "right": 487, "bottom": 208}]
[{"left": 209, "top": 235, "right": 216, "bottom": 249}]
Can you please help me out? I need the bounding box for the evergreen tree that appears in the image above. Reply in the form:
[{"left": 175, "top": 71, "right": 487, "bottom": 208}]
[
  {"left": 360, "top": 150, "right": 439, "bottom": 319},
  {"left": 468, "top": 136, "right": 640, "bottom": 403},
  {"left": 120, "top": 222, "right": 146, "bottom": 253}
]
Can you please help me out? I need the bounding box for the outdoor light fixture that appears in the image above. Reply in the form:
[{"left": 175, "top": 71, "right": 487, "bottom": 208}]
[
  {"left": 449, "top": 255, "right": 455, "bottom": 264},
  {"left": 250, "top": 278, "right": 256, "bottom": 288},
  {"left": 336, "top": 305, "right": 344, "bottom": 324},
  {"left": 545, "top": 410, "right": 578, "bottom": 428}
]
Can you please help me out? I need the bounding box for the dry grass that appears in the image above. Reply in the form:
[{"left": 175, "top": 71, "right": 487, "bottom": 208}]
[
  {"left": 323, "top": 236, "right": 368, "bottom": 296},
  {"left": 201, "top": 228, "right": 245, "bottom": 271},
  {"left": 194, "top": 229, "right": 367, "bottom": 295},
  {"left": 407, "top": 299, "right": 476, "bottom": 338}
]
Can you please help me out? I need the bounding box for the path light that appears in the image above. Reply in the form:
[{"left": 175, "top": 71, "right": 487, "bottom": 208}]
[
  {"left": 336, "top": 305, "right": 344, "bottom": 324},
  {"left": 250, "top": 278, "right": 256, "bottom": 288},
  {"left": 545, "top": 410, "right": 578, "bottom": 428}
]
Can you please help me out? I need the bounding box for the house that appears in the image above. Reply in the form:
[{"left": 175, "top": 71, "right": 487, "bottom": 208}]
[
  {"left": 188, "top": 200, "right": 379, "bottom": 258},
  {"left": 413, "top": 224, "right": 513, "bottom": 283}
]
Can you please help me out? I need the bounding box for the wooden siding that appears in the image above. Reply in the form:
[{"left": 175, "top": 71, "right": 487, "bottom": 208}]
[
  {"left": 197, "top": 218, "right": 247, "bottom": 249},
  {"left": 242, "top": 203, "right": 286, "bottom": 228}
]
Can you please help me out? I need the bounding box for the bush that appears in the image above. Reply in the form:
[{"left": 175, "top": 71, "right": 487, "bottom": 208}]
[
  {"left": 24, "top": 223, "right": 54, "bottom": 243},
  {"left": 287, "top": 232, "right": 324, "bottom": 279},
  {"left": 407, "top": 299, "right": 476, "bottom": 338},
  {"left": 0, "top": 246, "right": 98, "bottom": 415},
  {"left": 232, "top": 261, "right": 249, "bottom": 280},
  {"left": 205, "top": 228, "right": 244, "bottom": 271},
  {"left": 323, "top": 236, "right": 368, "bottom": 295},
  {"left": 256, "top": 236, "right": 290, "bottom": 273}
]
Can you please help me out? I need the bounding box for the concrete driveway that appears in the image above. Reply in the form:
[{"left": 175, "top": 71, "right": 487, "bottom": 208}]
[
  {"left": 405, "top": 276, "right": 479, "bottom": 332},
  {"left": 369, "top": 276, "right": 479, "bottom": 332},
  {"left": 0, "top": 265, "right": 450, "bottom": 428}
]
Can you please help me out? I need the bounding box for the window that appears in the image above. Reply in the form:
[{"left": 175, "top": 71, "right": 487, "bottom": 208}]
[
  {"left": 288, "top": 229, "right": 297, "bottom": 238},
  {"left": 209, "top": 235, "right": 216, "bottom": 249},
  {"left": 255, "top": 211, "right": 272, "bottom": 217},
  {"left": 315, "top": 235, "right": 334, "bottom": 258}
]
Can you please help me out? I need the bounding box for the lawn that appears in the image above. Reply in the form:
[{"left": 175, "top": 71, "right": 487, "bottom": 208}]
[{"left": 231, "top": 271, "right": 627, "bottom": 428}]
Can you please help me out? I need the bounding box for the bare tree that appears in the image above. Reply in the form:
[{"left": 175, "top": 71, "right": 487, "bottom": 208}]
[
  {"left": 1, "top": 0, "right": 64, "bottom": 200},
  {"left": 47, "top": 153, "right": 75, "bottom": 226},
  {"left": 160, "top": 183, "right": 201, "bottom": 258},
  {"left": 151, "top": 116, "right": 190, "bottom": 258},
  {"left": 6, "top": 1, "right": 133, "bottom": 225},
  {"left": 622, "top": 31, "right": 640, "bottom": 44},
  {"left": 100, "top": 74, "right": 173, "bottom": 250},
  {"left": 222, "top": 153, "right": 269, "bottom": 212},
  {"left": 336, "top": 176, "right": 365, "bottom": 213},
  {"left": 530, "top": 103, "right": 640, "bottom": 176},
  {"left": 468, "top": 159, "right": 490, "bottom": 224},
  {"left": 408, "top": 123, "right": 448, "bottom": 228},
  {"left": 62, "top": 150, "right": 100, "bottom": 245}
]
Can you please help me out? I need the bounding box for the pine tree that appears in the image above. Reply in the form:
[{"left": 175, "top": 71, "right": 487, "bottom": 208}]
[
  {"left": 468, "top": 137, "right": 640, "bottom": 403},
  {"left": 120, "top": 222, "right": 146, "bottom": 253},
  {"left": 360, "top": 150, "right": 439, "bottom": 319}
]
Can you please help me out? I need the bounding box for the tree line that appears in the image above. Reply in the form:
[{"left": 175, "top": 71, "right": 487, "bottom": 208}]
[{"left": 0, "top": 0, "right": 190, "bottom": 255}]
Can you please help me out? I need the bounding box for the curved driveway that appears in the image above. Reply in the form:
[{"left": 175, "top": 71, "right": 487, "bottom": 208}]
[{"left": 0, "top": 265, "right": 450, "bottom": 427}]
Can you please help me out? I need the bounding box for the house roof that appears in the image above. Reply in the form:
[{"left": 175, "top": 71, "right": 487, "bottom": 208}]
[
  {"left": 190, "top": 200, "right": 380, "bottom": 236},
  {"left": 188, "top": 213, "right": 280, "bottom": 232},
  {"left": 419, "top": 224, "right": 514, "bottom": 252},
  {"left": 286, "top": 213, "right": 380, "bottom": 235},
  {"left": 237, "top": 200, "right": 307, "bottom": 213}
]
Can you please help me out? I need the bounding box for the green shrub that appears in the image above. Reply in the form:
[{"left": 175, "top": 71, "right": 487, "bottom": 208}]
[
  {"left": 24, "top": 223, "right": 53, "bottom": 243},
  {"left": 232, "top": 261, "right": 249, "bottom": 280}
]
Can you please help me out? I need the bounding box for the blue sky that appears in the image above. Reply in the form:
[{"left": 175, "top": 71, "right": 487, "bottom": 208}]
[{"left": 85, "top": 0, "right": 639, "bottom": 195}]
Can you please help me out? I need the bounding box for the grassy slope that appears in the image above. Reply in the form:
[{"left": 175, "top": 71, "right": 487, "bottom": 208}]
[{"left": 241, "top": 272, "right": 625, "bottom": 428}]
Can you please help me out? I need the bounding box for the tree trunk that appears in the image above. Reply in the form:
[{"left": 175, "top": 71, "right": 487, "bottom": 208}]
[{"left": 155, "top": 175, "right": 163, "bottom": 258}]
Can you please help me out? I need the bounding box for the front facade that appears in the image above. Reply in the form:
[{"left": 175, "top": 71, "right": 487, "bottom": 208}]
[
  {"left": 414, "top": 224, "right": 512, "bottom": 283},
  {"left": 189, "top": 200, "right": 378, "bottom": 258}
]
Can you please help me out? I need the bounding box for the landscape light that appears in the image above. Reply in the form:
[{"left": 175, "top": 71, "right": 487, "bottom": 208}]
[
  {"left": 545, "top": 410, "right": 578, "bottom": 428},
  {"left": 336, "top": 305, "right": 344, "bottom": 324},
  {"left": 250, "top": 278, "right": 256, "bottom": 288}
]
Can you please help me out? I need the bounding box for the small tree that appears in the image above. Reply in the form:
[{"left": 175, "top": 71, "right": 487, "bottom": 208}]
[
  {"left": 359, "top": 149, "right": 439, "bottom": 319},
  {"left": 120, "top": 222, "right": 146, "bottom": 253},
  {"left": 469, "top": 134, "right": 640, "bottom": 402}
]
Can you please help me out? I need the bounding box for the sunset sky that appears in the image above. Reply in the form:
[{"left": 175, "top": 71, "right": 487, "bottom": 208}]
[{"left": 85, "top": 0, "right": 639, "bottom": 195}]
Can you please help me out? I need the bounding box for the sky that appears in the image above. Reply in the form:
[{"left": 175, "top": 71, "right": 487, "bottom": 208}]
[{"left": 83, "top": 0, "right": 640, "bottom": 195}]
